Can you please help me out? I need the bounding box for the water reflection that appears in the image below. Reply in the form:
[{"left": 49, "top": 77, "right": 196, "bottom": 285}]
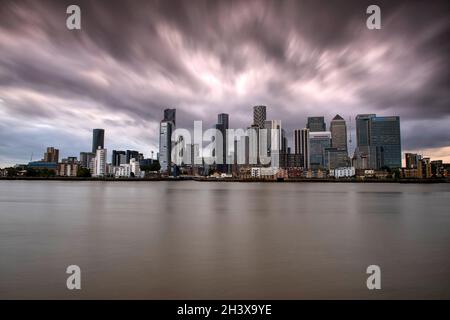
[{"left": 0, "top": 181, "right": 449, "bottom": 299}]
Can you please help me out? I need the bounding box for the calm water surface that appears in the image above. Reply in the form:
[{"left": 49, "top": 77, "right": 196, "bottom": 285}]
[{"left": 0, "top": 181, "right": 449, "bottom": 299}]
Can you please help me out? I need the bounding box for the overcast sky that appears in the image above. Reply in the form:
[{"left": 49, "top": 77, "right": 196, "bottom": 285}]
[{"left": 0, "top": 0, "right": 449, "bottom": 166}]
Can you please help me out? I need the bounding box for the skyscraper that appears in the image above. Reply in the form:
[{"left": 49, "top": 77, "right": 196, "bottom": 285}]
[
  {"left": 354, "top": 114, "right": 377, "bottom": 169},
  {"left": 354, "top": 114, "right": 401, "bottom": 169},
  {"left": 330, "top": 115, "right": 348, "bottom": 150},
  {"left": 294, "top": 129, "right": 302, "bottom": 155},
  {"left": 163, "top": 108, "right": 176, "bottom": 125},
  {"left": 216, "top": 113, "right": 229, "bottom": 171},
  {"left": 264, "top": 120, "right": 282, "bottom": 167},
  {"left": 309, "top": 131, "right": 331, "bottom": 169},
  {"left": 92, "top": 129, "right": 105, "bottom": 154},
  {"left": 325, "top": 148, "right": 350, "bottom": 169},
  {"left": 307, "top": 117, "right": 326, "bottom": 132},
  {"left": 355, "top": 114, "right": 375, "bottom": 147},
  {"left": 93, "top": 147, "right": 107, "bottom": 177},
  {"left": 370, "top": 116, "right": 401, "bottom": 169},
  {"left": 218, "top": 113, "right": 229, "bottom": 131},
  {"left": 253, "top": 105, "right": 266, "bottom": 129},
  {"left": 159, "top": 108, "right": 176, "bottom": 173},
  {"left": 300, "top": 128, "right": 310, "bottom": 169},
  {"left": 328, "top": 115, "right": 349, "bottom": 169}
]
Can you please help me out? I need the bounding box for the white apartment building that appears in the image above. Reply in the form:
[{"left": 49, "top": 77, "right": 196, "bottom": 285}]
[
  {"left": 331, "top": 167, "right": 355, "bottom": 178},
  {"left": 93, "top": 147, "right": 107, "bottom": 177}
]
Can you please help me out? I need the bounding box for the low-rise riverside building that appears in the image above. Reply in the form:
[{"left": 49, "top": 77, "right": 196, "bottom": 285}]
[
  {"left": 56, "top": 163, "right": 79, "bottom": 177},
  {"left": 330, "top": 167, "right": 355, "bottom": 178}
]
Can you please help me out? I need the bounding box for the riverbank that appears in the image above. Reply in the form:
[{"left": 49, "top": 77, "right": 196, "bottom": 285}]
[{"left": 1, "top": 176, "right": 448, "bottom": 183}]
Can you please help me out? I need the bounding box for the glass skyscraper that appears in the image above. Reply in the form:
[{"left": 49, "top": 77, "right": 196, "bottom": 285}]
[
  {"left": 309, "top": 131, "right": 331, "bottom": 169},
  {"left": 355, "top": 114, "right": 375, "bottom": 147},
  {"left": 369, "top": 116, "right": 401, "bottom": 169},
  {"left": 163, "top": 108, "right": 176, "bottom": 125},
  {"left": 92, "top": 128, "right": 105, "bottom": 154},
  {"left": 216, "top": 113, "right": 229, "bottom": 171},
  {"left": 159, "top": 108, "right": 176, "bottom": 174},
  {"left": 307, "top": 117, "right": 326, "bottom": 132},
  {"left": 355, "top": 114, "right": 401, "bottom": 169}
]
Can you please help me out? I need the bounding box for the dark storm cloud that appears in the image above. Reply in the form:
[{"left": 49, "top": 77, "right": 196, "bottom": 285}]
[{"left": 0, "top": 0, "right": 449, "bottom": 165}]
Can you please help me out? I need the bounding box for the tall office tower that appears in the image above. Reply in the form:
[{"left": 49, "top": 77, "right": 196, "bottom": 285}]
[
  {"left": 307, "top": 116, "right": 326, "bottom": 132},
  {"left": 370, "top": 116, "right": 401, "bottom": 169},
  {"left": 294, "top": 129, "right": 302, "bottom": 154},
  {"left": 234, "top": 135, "right": 249, "bottom": 166},
  {"left": 325, "top": 148, "right": 350, "bottom": 170},
  {"left": 405, "top": 152, "right": 420, "bottom": 169},
  {"left": 218, "top": 113, "right": 229, "bottom": 131},
  {"left": 92, "top": 129, "right": 105, "bottom": 154},
  {"left": 354, "top": 114, "right": 401, "bottom": 169},
  {"left": 217, "top": 113, "right": 229, "bottom": 171},
  {"left": 281, "top": 129, "right": 287, "bottom": 154},
  {"left": 263, "top": 120, "right": 282, "bottom": 167},
  {"left": 163, "top": 108, "right": 176, "bottom": 126},
  {"left": 263, "top": 120, "right": 280, "bottom": 152},
  {"left": 279, "top": 129, "right": 289, "bottom": 168},
  {"left": 247, "top": 125, "right": 259, "bottom": 165},
  {"left": 112, "top": 150, "right": 126, "bottom": 166},
  {"left": 253, "top": 105, "right": 267, "bottom": 129},
  {"left": 159, "top": 108, "right": 176, "bottom": 173},
  {"left": 44, "top": 147, "right": 59, "bottom": 163},
  {"left": 309, "top": 131, "right": 331, "bottom": 169},
  {"left": 300, "top": 128, "right": 310, "bottom": 169},
  {"left": 330, "top": 115, "right": 348, "bottom": 150},
  {"left": 354, "top": 114, "right": 376, "bottom": 169},
  {"left": 93, "top": 147, "right": 107, "bottom": 177},
  {"left": 355, "top": 114, "right": 376, "bottom": 147}
]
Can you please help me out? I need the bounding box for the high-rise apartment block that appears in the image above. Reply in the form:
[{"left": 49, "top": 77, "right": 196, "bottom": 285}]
[
  {"left": 159, "top": 108, "right": 176, "bottom": 173},
  {"left": 93, "top": 147, "right": 107, "bottom": 177},
  {"left": 253, "top": 105, "right": 266, "bottom": 129},
  {"left": 43, "top": 147, "right": 59, "bottom": 163}
]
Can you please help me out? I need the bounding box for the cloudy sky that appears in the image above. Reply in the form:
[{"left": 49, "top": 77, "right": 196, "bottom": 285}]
[{"left": 0, "top": 0, "right": 449, "bottom": 166}]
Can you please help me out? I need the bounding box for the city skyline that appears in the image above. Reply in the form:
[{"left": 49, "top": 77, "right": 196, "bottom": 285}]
[
  {"left": 0, "top": 106, "right": 445, "bottom": 168},
  {"left": 12, "top": 106, "right": 445, "bottom": 180},
  {"left": 1, "top": 0, "right": 450, "bottom": 167}
]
